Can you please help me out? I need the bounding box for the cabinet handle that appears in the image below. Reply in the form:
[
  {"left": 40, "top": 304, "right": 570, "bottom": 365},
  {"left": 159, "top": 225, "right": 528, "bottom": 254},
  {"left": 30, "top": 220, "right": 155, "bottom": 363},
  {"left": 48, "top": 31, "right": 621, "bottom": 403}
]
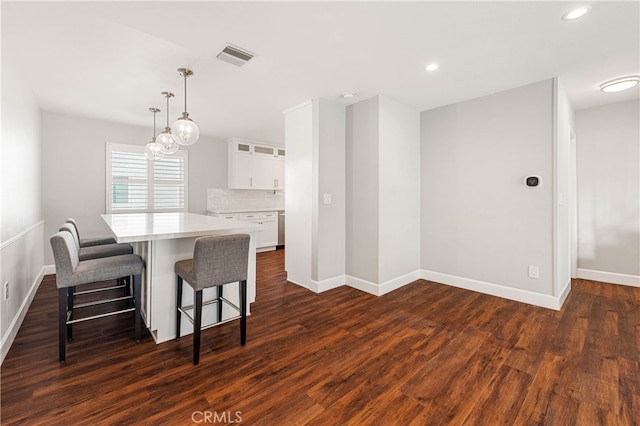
[
  {"left": 274, "top": 179, "right": 277, "bottom": 188},
  {"left": 250, "top": 177, "right": 252, "bottom": 187}
]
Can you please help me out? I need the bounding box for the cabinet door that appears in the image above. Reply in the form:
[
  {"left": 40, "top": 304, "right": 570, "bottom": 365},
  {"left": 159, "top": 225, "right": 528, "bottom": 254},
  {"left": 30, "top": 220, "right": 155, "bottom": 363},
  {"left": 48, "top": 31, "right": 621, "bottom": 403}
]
[
  {"left": 274, "top": 157, "right": 285, "bottom": 190},
  {"left": 231, "top": 153, "right": 252, "bottom": 189},
  {"left": 259, "top": 219, "right": 278, "bottom": 247},
  {"left": 251, "top": 156, "right": 274, "bottom": 189}
]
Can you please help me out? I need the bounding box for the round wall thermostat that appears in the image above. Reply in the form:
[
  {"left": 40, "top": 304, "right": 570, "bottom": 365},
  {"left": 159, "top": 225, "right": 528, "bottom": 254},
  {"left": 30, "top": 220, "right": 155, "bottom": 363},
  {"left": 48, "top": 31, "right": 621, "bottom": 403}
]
[{"left": 525, "top": 175, "right": 542, "bottom": 187}]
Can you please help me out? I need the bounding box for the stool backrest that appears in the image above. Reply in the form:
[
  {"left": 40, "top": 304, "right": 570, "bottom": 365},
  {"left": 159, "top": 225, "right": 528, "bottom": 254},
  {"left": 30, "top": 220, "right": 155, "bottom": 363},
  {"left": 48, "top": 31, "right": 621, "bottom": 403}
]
[
  {"left": 50, "top": 231, "right": 80, "bottom": 287},
  {"left": 193, "top": 234, "right": 250, "bottom": 288},
  {"left": 59, "top": 223, "right": 81, "bottom": 252},
  {"left": 66, "top": 218, "right": 81, "bottom": 240}
]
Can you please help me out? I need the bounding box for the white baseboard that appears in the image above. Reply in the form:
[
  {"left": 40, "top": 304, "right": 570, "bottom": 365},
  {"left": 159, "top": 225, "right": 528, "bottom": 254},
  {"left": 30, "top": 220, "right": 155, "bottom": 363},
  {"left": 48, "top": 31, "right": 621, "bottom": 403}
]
[
  {"left": 378, "top": 270, "right": 421, "bottom": 296},
  {"left": 43, "top": 264, "right": 56, "bottom": 275},
  {"left": 344, "top": 275, "right": 380, "bottom": 296},
  {"left": 344, "top": 270, "right": 421, "bottom": 296},
  {"left": 420, "top": 270, "right": 566, "bottom": 310},
  {"left": 1, "top": 266, "right": 45, "bottom": 364},
  {"left": 577, "top": 268, "right": 640, "bottom": 287},
  {"left": 310, "top": 275, "right": 346, "bottom": 293},
  {"left": 285, "top": 272, "right": 311, "bottom": 291},
  {"left": 558, "top": 279, "right": 571, "bottom": 308}
]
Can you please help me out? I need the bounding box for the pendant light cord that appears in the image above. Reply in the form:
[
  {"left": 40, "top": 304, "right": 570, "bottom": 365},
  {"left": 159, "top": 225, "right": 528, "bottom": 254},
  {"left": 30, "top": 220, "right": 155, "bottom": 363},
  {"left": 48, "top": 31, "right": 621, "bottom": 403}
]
[
  {"left": 153, "top": 109, "right": 157, "bottom": 140},
  {"left": 166, "top": 95, "right": 170, "bottom": 128},
  {"left": 183, "top": 73, "right": 187, "bottom": 114}
]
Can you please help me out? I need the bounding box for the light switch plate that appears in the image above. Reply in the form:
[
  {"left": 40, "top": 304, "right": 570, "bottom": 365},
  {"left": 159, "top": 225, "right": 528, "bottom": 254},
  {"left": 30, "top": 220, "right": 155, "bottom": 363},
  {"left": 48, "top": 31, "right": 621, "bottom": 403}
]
[{"left": 323, "top": 194, "right": 332, "bottom": 204}]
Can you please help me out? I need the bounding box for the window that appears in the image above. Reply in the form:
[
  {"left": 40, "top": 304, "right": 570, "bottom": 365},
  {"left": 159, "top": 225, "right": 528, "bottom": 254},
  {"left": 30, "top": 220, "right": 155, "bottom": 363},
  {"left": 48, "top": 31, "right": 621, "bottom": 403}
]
[{"left": 106, "top": 143, "right": 188, "bottom": 213}]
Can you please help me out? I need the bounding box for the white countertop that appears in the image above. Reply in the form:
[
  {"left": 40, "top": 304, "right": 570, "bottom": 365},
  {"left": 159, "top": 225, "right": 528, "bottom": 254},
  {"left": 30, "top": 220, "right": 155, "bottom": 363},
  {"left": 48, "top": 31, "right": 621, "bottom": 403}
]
[
  {"left": 101, "top": 212, "right": 260, "bottom": 243},
  {"left": 208, "top": 208, "right": 284, "bottom": 214}
]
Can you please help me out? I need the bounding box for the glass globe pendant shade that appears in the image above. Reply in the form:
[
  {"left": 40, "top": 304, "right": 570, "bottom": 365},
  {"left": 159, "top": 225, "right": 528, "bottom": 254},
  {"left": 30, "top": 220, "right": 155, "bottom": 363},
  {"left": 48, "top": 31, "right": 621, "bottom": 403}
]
[
  {"left": 144, "top": 140, "right": 165, "bottom": 161},
  {"left": 171, "top": 115, "right": 200, "bottom": 146},
  {"left": 157, "top": 128, "right": 179, "bottom": 154}
]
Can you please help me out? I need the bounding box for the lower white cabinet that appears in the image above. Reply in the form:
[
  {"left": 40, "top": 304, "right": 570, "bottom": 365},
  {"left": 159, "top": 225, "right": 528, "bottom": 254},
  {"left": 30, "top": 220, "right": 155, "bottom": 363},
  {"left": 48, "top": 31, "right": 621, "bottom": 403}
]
[
  {"left": 209, "top": 211, "right": 278, "bottom": 251},
  {"left": 239, "top": 212, "right": 278, "bottom": 250}
]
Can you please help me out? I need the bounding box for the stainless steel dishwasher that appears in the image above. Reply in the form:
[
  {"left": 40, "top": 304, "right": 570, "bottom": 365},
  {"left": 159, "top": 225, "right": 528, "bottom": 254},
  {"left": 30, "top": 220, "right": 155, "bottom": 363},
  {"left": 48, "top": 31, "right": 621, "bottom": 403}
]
[{"left": 277, "top": 211, "right": 285, "bottom": 248}]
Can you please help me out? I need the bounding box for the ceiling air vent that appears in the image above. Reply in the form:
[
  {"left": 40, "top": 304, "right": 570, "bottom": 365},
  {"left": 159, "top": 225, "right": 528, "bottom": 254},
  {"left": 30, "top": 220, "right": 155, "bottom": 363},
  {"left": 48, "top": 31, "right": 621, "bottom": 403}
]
[{"left": 216, "top": 45, "right": 255, "bottom": 67}]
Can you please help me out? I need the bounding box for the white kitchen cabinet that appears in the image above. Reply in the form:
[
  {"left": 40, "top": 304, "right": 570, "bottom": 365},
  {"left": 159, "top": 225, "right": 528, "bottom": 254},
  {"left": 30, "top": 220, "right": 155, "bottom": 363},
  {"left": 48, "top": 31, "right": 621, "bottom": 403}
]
[
  {"left": 239, "top": 212, "right": 278, "bottom": 250},
  {"left": 274, "top": 150, "right": 285, "bottom": 190},
  {"left": 251, "top": 155, "right": 275, "bottom": 189},
  {"left": 228, "top": 138, "right": 285, "bottom": 191}
]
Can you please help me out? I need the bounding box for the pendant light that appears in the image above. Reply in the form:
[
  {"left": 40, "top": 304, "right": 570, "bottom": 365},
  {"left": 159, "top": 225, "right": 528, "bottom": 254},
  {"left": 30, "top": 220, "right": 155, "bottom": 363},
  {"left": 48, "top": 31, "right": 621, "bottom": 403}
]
[
  {"left": 144, "top": 107, "right": 165, "bottom": 161},
  {"left": 156, "top": 92, "right": 179, "bottom": 154},
  {"left": 171, "top": 68, "right": 199, "bottom": 146}
]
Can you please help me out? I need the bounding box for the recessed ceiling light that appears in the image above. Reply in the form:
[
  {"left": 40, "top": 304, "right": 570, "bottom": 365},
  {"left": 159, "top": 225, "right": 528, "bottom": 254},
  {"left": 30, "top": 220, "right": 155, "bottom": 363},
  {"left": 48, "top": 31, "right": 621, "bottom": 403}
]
[
  {"left": 600, "top": 76, "right": 640, "bottom": 93},
  {"left": 425, "top": 63, "right": 439, "bottom": 71},
  {"left": 341, "top": 92, "right": 355, "bottom": 99},
  {"left": 562, "top": 6, "right": 591, "bottom": 21}
]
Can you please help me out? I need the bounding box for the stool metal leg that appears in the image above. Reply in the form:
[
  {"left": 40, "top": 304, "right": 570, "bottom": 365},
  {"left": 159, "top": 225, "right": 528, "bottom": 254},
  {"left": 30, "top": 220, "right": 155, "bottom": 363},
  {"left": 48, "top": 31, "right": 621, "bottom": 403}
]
[
  {"left": 240, "top": 279, "right": 247, "bottom": 346},
  {"left": 59, "top": 288, "right": 67, "bottom": 362},
  {"left": 133, "top": 274, "right": 141, "bottom": 342},
  {"left": 66, "top": 287, "right": 74, "bottom": 341},
  {"left": 176, "top": 276, "right": 183, "bottom": 340},
  {"left": 194, "top": 290, "right": 203, "bottom": 365},
  {"left": 217, "top": 285, "right": 223, "bottom": 323}
]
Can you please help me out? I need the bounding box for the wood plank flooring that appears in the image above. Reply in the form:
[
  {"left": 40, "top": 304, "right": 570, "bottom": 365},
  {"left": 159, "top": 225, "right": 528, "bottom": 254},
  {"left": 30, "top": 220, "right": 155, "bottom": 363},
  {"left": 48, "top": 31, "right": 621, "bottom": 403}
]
[{"left": 2, "top": 249, "right": 639, "bottom": 425}]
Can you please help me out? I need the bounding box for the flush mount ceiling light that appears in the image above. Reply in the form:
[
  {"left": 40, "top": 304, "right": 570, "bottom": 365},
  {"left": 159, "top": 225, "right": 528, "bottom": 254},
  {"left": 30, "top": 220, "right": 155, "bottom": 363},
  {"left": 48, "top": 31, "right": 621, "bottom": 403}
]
[
  {"left": 341, "top": 92, "right": 355, "bottom": 99},
  {"left": 562, "top": 5, "right": 591, "bottom": 21},
  {"left": 156, "top": 92, "right": 179, "bottom": 155},
  {"left": 144, "top": 107, "right": 165, "bottom": 161},
  {"left": 425, "top": 63, "right": 439, "bottom": 71},
  {"left": 171, "top": 68, "right": 199, "bottom": 146},
  {"left": 600, "top": 76, "right": 640, "bottom": 93}
]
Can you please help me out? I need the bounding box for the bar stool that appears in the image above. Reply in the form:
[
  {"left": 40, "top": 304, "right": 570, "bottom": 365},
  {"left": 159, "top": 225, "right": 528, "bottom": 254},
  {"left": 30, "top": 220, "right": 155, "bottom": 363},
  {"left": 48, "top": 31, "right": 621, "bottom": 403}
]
[
  {"left": 59, "top": 223, "right": 131, "bottom": 261},
  {"left": 66, "top": 218, "right": 117, "bottom": 247},
  {"left": 50, "top": 231, "right": 144, "bottom": 362},
  {"left": 175, "top": 234, "right": 250, "bottom": 365},
  {"left": 60, "top": 222, "right": 134, "bottom": 305}
]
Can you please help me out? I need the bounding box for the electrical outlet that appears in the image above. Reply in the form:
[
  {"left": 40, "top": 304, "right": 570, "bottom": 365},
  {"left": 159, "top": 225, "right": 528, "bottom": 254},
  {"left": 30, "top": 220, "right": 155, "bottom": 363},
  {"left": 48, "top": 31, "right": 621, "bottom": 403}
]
[
  {"left": 4, "top": 282, "right": 8, "bottom": 301},
  {"left": 528, "top": 266, "right": 539, "bottom": 279}
]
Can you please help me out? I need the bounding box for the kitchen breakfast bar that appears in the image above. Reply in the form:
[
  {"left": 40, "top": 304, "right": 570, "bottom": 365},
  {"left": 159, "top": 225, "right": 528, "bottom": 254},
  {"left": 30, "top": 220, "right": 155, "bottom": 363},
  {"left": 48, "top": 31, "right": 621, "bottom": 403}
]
[{"left": 101, "top": 212, "right": 260, "bottom": 343}]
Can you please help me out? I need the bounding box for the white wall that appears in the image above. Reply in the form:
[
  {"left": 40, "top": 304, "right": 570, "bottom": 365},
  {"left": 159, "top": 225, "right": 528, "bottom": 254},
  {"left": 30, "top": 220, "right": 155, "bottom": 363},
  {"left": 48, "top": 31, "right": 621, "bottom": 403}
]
[
  {"left": 41, "top": 112, "right": 227, "bottom": 265},
  {"left": 421, "top": 80, "right": 558, "bottom": 307},
  {"left": 345, "top": 97, "right": 380, "bottom": 284},
  {"left": 312, "top": 99, "right": 346, "bottom": 284},
  {"left": 1, "top": 64, "right": 44, "bottom": 363},
  {"left": 345, "top": 95, "right": 421, "bottom": 293},
  {"left": 553, "top": 78, "right": 574, "bottom": 297},
  {"left": 575, "top": 100, "right": 640, "bottom": 283},
  {"left": 284, "top": 102, "right": 313, "bottom": 288},
  {"left": 378, "top": 96, "right": 421, "bottom": 284}
]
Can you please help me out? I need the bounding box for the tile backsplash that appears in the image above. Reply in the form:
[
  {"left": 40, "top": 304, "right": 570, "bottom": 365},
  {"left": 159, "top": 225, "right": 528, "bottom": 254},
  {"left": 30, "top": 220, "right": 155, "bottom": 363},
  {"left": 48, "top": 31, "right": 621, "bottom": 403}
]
[{"left": 207, "top": 188, "right": 284, "bottom": 212}]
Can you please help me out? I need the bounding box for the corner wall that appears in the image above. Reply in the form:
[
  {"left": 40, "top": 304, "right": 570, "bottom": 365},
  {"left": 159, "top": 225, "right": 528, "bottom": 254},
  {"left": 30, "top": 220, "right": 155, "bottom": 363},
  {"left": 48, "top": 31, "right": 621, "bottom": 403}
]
[
  {"left": 345, "top": 95, "right": 421, "bottom": 294},
  {"left": 345, "top": 97, "right": 380, "bottom": 284},
  {"left": 420, "top": 80, "right": 560, "bottom": 308},
  {"left": 284, "top": 102, "right": 314, "bottom": 288}
]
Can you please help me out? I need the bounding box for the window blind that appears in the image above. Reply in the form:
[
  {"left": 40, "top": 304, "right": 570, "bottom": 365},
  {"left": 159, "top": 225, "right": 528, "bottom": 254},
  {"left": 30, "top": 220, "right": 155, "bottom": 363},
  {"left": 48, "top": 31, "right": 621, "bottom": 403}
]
[
  {"left": 153, "top": 156, "right": 185, "bottom": 210},
  {"left": 106, "top": 143, "right": 188, "bottom": 213}
]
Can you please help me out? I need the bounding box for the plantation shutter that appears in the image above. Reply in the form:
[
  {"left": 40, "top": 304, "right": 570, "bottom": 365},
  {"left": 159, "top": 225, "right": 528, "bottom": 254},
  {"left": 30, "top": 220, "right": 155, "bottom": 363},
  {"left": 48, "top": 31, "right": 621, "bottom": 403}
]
[{"left": 106, "top": 143, "right": 188, "bottom": 213}]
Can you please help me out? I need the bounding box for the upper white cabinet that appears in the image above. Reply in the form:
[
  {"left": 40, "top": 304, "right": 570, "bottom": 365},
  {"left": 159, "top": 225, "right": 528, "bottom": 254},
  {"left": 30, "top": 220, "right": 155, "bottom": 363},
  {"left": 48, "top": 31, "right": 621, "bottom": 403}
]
[{"left": 228, "top": 138, "right": 285, "bottom": 190}]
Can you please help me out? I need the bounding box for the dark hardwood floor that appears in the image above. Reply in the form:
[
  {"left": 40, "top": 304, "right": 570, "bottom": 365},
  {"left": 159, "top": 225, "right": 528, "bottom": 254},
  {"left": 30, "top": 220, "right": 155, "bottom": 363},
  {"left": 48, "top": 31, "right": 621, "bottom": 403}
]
[{"left": 2, "top": 249, "right": 639, "bottom": 425}]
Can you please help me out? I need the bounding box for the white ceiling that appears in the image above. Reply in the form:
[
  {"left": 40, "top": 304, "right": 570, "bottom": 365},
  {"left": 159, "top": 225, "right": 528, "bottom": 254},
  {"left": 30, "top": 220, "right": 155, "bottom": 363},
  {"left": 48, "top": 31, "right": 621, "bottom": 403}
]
[{"left": 3, "top": 1, "right": 639, "bottom": 144}]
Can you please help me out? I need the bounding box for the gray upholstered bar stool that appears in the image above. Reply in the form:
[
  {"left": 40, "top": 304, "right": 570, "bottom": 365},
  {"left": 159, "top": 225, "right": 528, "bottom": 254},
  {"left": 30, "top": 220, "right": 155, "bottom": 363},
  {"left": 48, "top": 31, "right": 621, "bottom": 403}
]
[
  {"left": 50, "top": 231, "right": 143, "bottom": 362},
  {"left": 175, "top": 234, "right": 250, "bottom": 365},
  {"left": 59, "top": 223, "right": 131, "bottom": 261},
  {"left": 60, "top": 223, "right": 134, "bottom": 303},
  {"left": 66, "top": 218, "right": 117, "bottom": 247}
]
